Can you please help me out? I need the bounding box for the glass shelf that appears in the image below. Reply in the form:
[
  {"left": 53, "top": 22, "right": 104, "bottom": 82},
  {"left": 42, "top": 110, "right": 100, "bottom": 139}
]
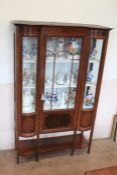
[
  {"left": 44, "top": 102, "right": 75, "bottom": 111},
  {"left": 45, "top": 83, "right": 77, "bottom": 89},
  {"left": 46, "top": 57, "right": 80, "bottom": 64},
  {"left": 89, "top": 57, "right": 100, "bottom": 63},
  {"left": 23, "top": 86, "right": 36, "bottom": 89},
  {"left": 86, "top": 82, "right": 96, "bottom": 87},
  {"left": 23, "top": 60, "right": 37, "bottom": 63}
]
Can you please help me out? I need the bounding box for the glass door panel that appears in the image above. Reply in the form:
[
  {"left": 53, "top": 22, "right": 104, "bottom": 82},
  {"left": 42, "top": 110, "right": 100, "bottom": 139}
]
[
  {"left": 83, "top": 39, "right": 103, "bottom": 109},
  {"left": 44, "top": 37, "right": 82, "bottom": 111},
  {"left": 22, "top": 37, "right": 38, "bottom": 113}
]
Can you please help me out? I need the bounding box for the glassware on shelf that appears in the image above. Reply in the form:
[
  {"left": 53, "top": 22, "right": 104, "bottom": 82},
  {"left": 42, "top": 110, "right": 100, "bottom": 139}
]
[
  {"left": 46, "top": 38, "right": 55, "bottom": 55},
  {"left": 52, "top": 89, "right": 68, "bottom": 110},
  {"left": 22, "top": 46, "right": 28, "bottom": 59},
  {"left": 69, "top": 88, "right": 76, "bottom": 107},
  {"left": 44, "top": 91, "right": 59, "bottom": 108},
  {"left": 87, "top": 61, "right": 95, "bottom": 83},
  {"left": 44, "top": 88, "right": 69, "bottom": 110},
  {"left": 65, "top": 38, "right": 81, "bottom": 55},
  {"left": 46, "top": 37, "right": 82, "bottom": 61},
  {"left": 22, "top": 37, "right": 38, "bottom": 61},
  {"left": 55, "top": 72, "right": 65, "bottom": 85},
  {"left": 23, "top": 68, "right": 36, "bottom": 87},
  {"left": 51, "top": 93, "right": 59, "bottom": 106},
  {"left": 45, "top": 76, "right": 52, "bottom": 86},
  {"left": 31, "top": 44, "right": 37, "bottom": 59},
  {"left": 56, "top": 38, "right": 64, "bottom": 56},
  {"left": 23, "top": 69, "right": 30, "bottom": 86},
  {"left": 84, "top": 93, "right": 94, "bottom": 108},
  {"left": 71, "top": 74, "right": 76, "bottom": 86},
  {"left": 46, "top": 50, "right": 54, "bottom": 60},
  {"left": 23, "top": 89, "right": 35, "bottom": 113},
  {"left": 45, "top": 92, "right": 51, "bottom": 105},
  {"left": 63, "top": 73, "right": 70, "bottom": 85},
  {"left": 83, "top": 85, "right": 95, "bottom": 108},
  {"left": 90, "top": 48, "right": 97, "bottom": 58},
  {"left": 87, "top": 71, "right": 95, "bottom": 83}
]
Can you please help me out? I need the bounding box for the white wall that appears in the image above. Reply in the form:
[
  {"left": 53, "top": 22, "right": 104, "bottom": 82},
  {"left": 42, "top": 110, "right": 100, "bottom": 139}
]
[{"left": 0, "top": 0, "right": 117, "bottom": 149}]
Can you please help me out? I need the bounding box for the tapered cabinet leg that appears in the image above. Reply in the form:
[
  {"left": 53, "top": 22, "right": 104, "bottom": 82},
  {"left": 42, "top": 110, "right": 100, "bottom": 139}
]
[
  {"left": 87, "top": 144, "right": 91, "bottom": 154},
  {"left": 71, "top": 147, "right": 75, "bottom": 156},
  {"left": 35, "top": 152, "right": 38, "bottom": 162},
  {"left": 87, "top": 130, "right": 93, "bottom": 154},
  {"left": 71, "top": 130, "right": 77, "bottom": 156},
  {"left": 35, "top": 135, "right": 39, "bottom": 162},
  {"left": 35, "top": 144, "right": 39, "bottom": 162},
  {"left": 17, "top": 152, "right": 19, "bottom": 164},
  {"left": 114, "top": 123, "right": 117, "bottom": 142}
]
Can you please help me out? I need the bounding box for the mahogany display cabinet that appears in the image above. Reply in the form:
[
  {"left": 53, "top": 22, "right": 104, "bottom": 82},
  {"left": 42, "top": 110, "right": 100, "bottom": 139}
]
[{"left": 13, "top": 21, "right": 111, "bottom": 163}]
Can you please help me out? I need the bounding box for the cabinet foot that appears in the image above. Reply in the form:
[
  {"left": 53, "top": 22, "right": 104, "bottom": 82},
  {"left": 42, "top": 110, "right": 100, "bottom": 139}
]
[{"left": 87, "top": 146, "right": 91, "bottom": 154}]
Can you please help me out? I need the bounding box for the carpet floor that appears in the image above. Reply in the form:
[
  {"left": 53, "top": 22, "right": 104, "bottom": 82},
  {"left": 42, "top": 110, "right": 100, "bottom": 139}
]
[{"left": 0, "top": 139, "right": 117, "bottom": 175}]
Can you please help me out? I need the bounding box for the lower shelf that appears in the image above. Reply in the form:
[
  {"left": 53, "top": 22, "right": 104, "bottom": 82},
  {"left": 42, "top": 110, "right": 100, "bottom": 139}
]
[{"left": 17, "top": 133, "right": 89, "bottom": 156}]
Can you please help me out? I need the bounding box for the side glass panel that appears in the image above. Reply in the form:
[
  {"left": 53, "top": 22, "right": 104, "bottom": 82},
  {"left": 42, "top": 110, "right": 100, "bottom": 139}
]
[
  {"left": 83, "top": 39, "right": 103, "bottom": 109},
  {"left": 22, "top": 37, "right": 38, "bottom": 113},
  {"left": 44, "top": 37, "right": 82, "bottom": 111}
]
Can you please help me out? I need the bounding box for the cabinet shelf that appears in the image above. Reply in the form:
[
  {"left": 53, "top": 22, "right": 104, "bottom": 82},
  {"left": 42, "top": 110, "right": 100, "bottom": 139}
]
[
  {"left": 44, "top": 103, "right": 74, "bottom": 110},
  {"left": 39, "top": 133, "right": 88, "bottom": 152},
  {"left": 23, "top": 60, "right": 36, "bottom": 63},
  {"left": 46, "top": 58, "right": 80, "bottom": 64},
  {"left": 23, "top": 86, "right": 36, "bottom": 89},
  {"left": 19, "top": 149, "right": 36, "bottom": 157},
  {"left": 45, "top": 83, "right": 76, "bottom": 89},
  {"left": 18, "top": 133, "right": 88, "bottom": 156},
  {"left": 89, "top": 57, "right": 100, "bottom": 63},
  {"left": 86, "top": 82, "right": 96, "bottom": 87}
]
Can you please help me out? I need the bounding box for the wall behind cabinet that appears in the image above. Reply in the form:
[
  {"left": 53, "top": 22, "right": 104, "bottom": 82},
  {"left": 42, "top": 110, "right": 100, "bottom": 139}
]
[{"left": 0, "top": 0, "right": 117, "bottom": 149}]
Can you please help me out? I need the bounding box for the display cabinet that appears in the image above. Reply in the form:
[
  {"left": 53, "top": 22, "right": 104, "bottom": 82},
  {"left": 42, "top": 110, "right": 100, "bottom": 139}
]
[{"left": 13, "top": 21, "right": 111, "bottom": 163}]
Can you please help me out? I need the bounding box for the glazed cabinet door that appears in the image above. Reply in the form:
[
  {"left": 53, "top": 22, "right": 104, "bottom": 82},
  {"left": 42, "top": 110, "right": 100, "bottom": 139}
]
[
  {"left": 39, "top": 27, "right": 89, "bottom": 132},
  {"left": 79, "top": 31, "right": 109, "bottom": 130},
  {"left": 22, "top": 37, "right": 38, "bottom": 114},
  {"left": 83, "top": 39, "right": 104, "bottom": 109},
  {"left": 15, "top": 26, "right": 40, "bottom": 137}
]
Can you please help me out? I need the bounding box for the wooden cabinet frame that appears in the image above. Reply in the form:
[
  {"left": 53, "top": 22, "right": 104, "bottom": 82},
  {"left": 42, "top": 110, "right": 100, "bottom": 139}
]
[{"left": 13, "top": 21, "right": 111, "bottom": 163}]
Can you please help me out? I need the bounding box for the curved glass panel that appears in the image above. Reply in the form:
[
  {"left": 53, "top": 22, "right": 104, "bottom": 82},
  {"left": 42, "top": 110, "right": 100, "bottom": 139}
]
[
  {"left": 44, "top": 37, "right": 82, "bottom": 110},
  {"left": 22, "top": 37, "right": 38, "bottom": 113},
  {"left": 83, "top": 39, "right": 104, "bottom": 109}
]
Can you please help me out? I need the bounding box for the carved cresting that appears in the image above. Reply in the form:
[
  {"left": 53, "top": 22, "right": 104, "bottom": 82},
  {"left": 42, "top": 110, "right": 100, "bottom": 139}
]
[
  {"left": 90, "top": 29, "right": 108, "bottom": 38},
  {"left": 16, "top": 25, "right": 40, "bottom": 36}
]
